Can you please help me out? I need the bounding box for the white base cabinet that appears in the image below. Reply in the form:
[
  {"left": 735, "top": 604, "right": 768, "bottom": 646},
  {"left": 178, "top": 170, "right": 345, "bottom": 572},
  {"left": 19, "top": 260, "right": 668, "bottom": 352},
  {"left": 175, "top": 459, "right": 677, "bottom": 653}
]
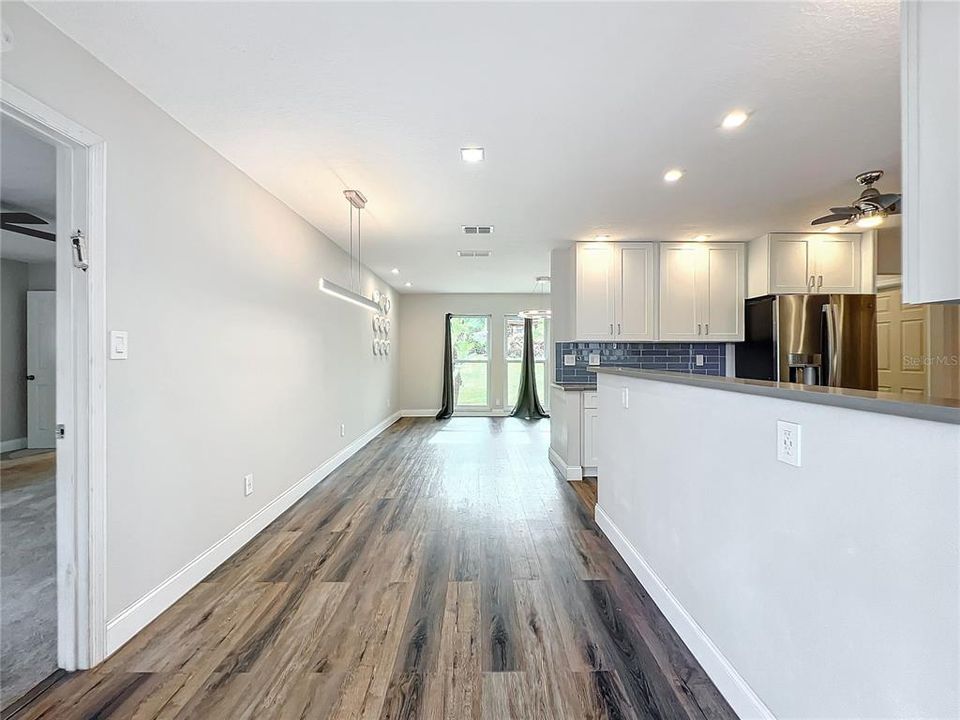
[{"left": 548, "top": 386, "right": 600, "bottom": 479}]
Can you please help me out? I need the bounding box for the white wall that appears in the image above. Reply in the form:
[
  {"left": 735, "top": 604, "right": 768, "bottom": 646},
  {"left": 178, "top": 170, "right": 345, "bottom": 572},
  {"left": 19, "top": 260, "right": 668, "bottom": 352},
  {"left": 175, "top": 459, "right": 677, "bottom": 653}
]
[
  {"left": 398, "top": 293, "right": 548, "bottom": 413},
  {"left": 28, "top": 261, "right": 56, "bottom": 291},
  {"left": 2, "top": 2, "right": 400, "bottom": 625},
  {"left": 597, "top": 372, "right": 960, "bottom": 719},
  {"left": 1, "top": 259, "right": 29, "bottom": 443}
]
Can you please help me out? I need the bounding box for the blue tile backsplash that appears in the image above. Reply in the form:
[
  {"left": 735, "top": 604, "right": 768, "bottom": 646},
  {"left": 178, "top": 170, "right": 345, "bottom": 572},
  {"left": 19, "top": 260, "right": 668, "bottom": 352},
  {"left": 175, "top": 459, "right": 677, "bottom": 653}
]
[{"left": 555, "top": 341, "right": 726, "bottom": 385}]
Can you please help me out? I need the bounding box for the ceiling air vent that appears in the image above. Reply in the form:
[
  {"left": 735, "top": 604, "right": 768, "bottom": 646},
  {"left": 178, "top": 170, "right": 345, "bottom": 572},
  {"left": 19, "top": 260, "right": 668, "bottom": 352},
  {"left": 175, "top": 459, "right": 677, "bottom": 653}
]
[
  {"left": 457, "top": 250, "right": 492, "bottom": 258},
  {"left": 461, "top": 225, "right": 494, "bottom": 235}
]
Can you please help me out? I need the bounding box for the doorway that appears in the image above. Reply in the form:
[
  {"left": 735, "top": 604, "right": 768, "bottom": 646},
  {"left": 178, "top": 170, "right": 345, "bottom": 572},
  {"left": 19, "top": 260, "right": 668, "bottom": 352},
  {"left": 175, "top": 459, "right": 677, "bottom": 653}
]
[
  {"left": 1, "top": 83, "right": 108, "bottom": 710},
  {"left": 1, "top": 117, "right": 60, "bottom": 708}
]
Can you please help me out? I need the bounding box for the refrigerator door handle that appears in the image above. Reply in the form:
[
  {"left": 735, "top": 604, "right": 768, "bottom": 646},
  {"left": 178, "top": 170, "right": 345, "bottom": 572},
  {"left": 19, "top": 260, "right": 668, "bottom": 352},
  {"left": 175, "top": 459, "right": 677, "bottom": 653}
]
[{"left": 825, "top": 300, "right": 839, "bottom": 387}]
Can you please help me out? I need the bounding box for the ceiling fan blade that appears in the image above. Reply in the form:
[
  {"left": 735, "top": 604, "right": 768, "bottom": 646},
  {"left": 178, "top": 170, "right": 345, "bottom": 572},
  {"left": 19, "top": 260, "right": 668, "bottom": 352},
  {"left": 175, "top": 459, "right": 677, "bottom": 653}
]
[
  {"left": 812, "top": 213, "right": 853, "bottom": 226},
  {"left": 1, "top": 211, "right": 48, "bottom": 225},
  {"left": 0, "top": 221, "right": 56, "bottom": 242},
  {"left": 828, "top": 206, "right": 857, "bottom": 215}
]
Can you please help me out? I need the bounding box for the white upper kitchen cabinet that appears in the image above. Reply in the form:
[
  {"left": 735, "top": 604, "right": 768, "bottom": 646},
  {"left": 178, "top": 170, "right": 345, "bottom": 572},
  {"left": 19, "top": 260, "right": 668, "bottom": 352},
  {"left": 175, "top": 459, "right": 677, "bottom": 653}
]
[
  {"left": 748, "top": 233, "right": 868, "bottom": 297},
  {"left": 902, "top": 1, "right": 960, "bottom": 304},
  {"left": 659, "top": 242, "right": 745, "bottom": 341},
  {"left": 575, "top": 242, "right": 617, "bottom": 340},
  {"left": 700, "top": 244, "right": 745, "bottom": 340},
  {"left": 551, "top": 242, "right": 657, "bottom": 342},
  {"left": 659, "top": 244, "right": 701, "bottom": 339},
  {"left": 614, "top": 243, "right": 657, "bottom": 341}
]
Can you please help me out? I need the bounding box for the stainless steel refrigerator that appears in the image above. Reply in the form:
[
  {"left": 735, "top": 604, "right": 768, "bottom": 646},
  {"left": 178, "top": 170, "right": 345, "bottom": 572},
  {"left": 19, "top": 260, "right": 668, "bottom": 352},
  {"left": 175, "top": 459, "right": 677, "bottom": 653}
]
[{"left": 735, "top": 294, "right": 878, "bottom": 390}]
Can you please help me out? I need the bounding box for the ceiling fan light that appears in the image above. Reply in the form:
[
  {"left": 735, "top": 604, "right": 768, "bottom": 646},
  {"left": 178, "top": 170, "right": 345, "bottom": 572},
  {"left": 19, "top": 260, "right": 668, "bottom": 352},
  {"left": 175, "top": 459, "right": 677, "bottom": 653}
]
[
  {"left": 825, "top": 226, "right": 843, "bottom": 233},
  {"left": 856, "top": 212, "right": 885, "bottom": 229}
]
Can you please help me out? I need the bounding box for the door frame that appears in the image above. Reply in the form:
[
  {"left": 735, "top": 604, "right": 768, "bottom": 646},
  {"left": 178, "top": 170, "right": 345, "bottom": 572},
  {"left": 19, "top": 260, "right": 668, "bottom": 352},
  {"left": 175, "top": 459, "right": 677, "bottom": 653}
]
[{"left": 2, "top": 81, "right": 108, "bottom": 670}]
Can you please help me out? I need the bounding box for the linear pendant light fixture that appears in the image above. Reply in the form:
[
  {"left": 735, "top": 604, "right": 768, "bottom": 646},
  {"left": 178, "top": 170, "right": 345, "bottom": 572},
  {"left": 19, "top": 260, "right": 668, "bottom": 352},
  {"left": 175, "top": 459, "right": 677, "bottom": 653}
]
[{"left": 319, "top": 189, "right": 380, "bottom": 312}]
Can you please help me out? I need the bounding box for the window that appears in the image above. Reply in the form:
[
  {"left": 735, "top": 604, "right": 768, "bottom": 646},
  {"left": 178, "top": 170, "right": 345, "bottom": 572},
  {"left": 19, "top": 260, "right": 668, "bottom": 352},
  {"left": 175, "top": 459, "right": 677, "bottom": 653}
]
[
  {"left": 451, "top": 315, "right": 490, "bottom": 409},
  {"left": 505, "top": 315, "right": 548, "bottom": 409}
]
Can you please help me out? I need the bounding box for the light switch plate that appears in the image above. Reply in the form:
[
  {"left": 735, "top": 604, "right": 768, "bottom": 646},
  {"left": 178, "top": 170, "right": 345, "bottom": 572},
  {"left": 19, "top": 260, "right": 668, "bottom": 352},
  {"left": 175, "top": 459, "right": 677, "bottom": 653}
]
[
  {"left": 244, "top": 473, "right": 254, "bottom": 496},
  {"left": 777, "top": 420, "right": 801, "bottom": 467},
  {"left": 588, "top": 353, "right": 601, "bottom": 366},
  {"left": 109, "top": 330, "right": 128, "bottom": 360},
  {"left": 563, "top": 354, "right": 576, "bottom": 366}
]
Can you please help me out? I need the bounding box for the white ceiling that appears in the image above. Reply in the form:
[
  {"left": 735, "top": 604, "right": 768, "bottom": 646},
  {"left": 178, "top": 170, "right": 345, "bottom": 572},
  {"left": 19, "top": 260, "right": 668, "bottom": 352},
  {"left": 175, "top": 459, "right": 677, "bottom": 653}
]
[
  {"left": 1, "top": 118, "right": 57, "bottom": 263},
  {"left": 35, "top": 1, "right": 901, "bottom": 293}
]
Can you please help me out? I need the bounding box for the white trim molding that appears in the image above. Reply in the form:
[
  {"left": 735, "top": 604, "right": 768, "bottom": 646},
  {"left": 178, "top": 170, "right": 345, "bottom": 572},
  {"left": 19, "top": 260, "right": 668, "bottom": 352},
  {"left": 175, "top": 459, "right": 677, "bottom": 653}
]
[
  {"left": 549, "top": 447, "right": 583, "bottom": 481},
  {"left": 105, "top": 412, "right": 401, "bottom": 655},
  {"left": 0, "top": 437, "right": 28, "bottom": 453},
  {"left": 595, "top": 505, "right": 775, "bottom": 720}
]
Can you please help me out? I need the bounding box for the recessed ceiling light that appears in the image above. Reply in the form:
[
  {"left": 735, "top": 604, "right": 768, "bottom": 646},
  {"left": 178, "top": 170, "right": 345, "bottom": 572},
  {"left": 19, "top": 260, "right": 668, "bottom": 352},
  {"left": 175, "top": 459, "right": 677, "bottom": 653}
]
[
  {"left": 692, "top": 234, "right": 711, "bottom": 242},
  {"left": 721, "top": 109, "right": 750, "bottom": 129},
  {"left": 391, "top": 268, "right": 400, "bottom": 275},
  {"left": 460, "top": 147, "right": 484, "bottom": 163},
  {"left": 593, "top": 234, "right": 611, "bottom": 242},
  {"left": 404, "top": 281, "right": 413, "bottom": 287},
  {"left": 663, "top": 169, "right": 684, "bottom": 183}
]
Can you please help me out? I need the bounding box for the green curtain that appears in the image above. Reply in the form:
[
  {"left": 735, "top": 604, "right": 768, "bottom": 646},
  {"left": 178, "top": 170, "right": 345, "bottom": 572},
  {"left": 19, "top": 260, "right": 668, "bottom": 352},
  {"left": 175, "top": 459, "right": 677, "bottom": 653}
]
[
  {"left": 436, "top": 313, "right": 455, "bottom": 420},
  {"left": 511, "top": 317, "right": 549, "bottom": 420}
]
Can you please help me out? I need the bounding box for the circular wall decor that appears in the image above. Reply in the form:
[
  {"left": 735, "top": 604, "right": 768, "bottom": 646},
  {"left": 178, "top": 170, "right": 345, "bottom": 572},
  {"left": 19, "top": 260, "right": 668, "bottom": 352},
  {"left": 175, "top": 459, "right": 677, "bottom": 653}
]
[
  {"left": 372, "top": 288, "right": 382, "bottom": 304},
  {"left": 384, "top": 298, "right": 391, "bottom": 314}
]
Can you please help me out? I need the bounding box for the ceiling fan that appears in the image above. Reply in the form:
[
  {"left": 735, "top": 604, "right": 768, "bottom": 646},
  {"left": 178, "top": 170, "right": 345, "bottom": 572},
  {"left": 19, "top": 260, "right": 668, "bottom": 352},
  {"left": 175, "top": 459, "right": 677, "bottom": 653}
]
[
  {"left": 1, "top": 211, "right": 55, "bottom": 241},
  {"left": 811, "top": 170, "right": 901, "bottom": 229}
]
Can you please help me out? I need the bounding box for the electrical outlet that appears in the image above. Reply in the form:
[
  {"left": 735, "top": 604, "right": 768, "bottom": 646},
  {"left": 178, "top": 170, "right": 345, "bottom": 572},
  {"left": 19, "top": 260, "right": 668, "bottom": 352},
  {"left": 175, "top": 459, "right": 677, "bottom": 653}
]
[
  {"left": 588, "top": 353, "right": 601, "bottom": 366},
  {"left": 776, "top": 421, "right": 801, "bottom": 467},
  {"left": 339, "top": 423, "right": 345, "bottom": 438},
  {"left": 695, "top": 354, "right": 704, "bottom": 367},
  {"left": 243, "top": 473, "right": 254, "bottom": 496},
  {"left": 564, "top": 354, "right": 576, "bottom": 366}
]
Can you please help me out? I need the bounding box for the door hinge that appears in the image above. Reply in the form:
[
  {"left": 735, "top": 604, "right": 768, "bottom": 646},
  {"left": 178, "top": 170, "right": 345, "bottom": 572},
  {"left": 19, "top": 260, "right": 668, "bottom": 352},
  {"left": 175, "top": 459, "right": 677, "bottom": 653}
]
[
  {"left": 71, "top": 229, "right": 89, "bottom": 271},
  {"left": 56, "top": 424, "right": 65, "bottom": 440}
]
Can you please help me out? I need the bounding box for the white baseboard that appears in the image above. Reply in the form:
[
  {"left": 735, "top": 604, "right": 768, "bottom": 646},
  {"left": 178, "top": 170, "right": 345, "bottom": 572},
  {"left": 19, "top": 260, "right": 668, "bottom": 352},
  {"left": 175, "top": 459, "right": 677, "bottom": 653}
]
[
  {"left": 401, "top": 409, "right": 440, "bottom": 417},
  {"left": 0, "top": 437, "right": 28, "bottom": 453},
  {"left": 595, "top": 505, "right": 774, "bottom": 720},
  {"left": 549, "top": 447, "right": 583, "bottom": 480},
  {"left": 105, "top": 411, "right": 402, "bottom": 656}
]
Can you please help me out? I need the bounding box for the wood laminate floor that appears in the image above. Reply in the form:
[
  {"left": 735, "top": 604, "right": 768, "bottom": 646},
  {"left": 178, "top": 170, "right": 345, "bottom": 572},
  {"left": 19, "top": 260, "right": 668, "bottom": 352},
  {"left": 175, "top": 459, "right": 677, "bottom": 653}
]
[
  {"left": 13, "top": 418, "right": 736, "bottom": 720},
  {"left": 1, "top": 450, "right": 58, "bottom": 710}
]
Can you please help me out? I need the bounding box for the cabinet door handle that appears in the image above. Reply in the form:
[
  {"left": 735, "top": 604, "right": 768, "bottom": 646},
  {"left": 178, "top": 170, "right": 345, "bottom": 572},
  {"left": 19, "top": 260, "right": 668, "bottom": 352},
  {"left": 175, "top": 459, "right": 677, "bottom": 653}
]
[
  {"left": 817, "top": 274, "right": 823, "bottom": 288},
  {"left": 808, "top": 275, "right": 815, "bottom": 290},
  {"left": 617, "top": 322, "right": 621, "bottom": 335},
  {"left": 705, "top": 323, "right": 709, "bottom": 335},
  {"left": 697, "top": 323, "right": 702, "bottom": 335},
  {"left": 609, "top": 323, "right": 614, "bottom": 336}
]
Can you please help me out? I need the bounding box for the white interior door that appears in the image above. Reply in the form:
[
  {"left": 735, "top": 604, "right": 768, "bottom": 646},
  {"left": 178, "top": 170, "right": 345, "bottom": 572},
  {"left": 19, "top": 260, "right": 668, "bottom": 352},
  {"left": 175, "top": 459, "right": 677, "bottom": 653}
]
[{"left": 27, "top": 290, "right": 56, "bottom": 448}]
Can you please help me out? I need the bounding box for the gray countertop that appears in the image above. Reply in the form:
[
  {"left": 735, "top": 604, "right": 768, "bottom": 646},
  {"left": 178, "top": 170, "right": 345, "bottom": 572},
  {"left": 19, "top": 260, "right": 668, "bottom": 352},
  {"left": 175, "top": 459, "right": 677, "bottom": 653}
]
[
  {"left": 589, "top": 367, "right": 960, "bottom": 425},
  {"left": 550, "top": 382, "right": 597, "bottom": 392}
]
